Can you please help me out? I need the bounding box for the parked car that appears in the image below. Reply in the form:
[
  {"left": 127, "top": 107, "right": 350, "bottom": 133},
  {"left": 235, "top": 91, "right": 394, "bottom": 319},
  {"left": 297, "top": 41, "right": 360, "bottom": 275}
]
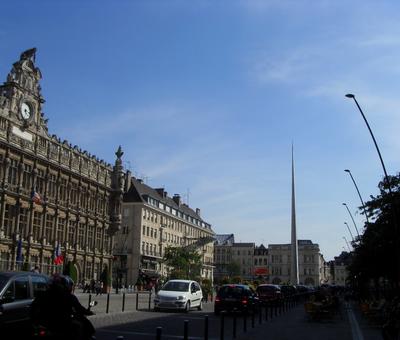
[
  {"left": 256, "top": 284, "right": 282, "bottom": 305},
  {"left": 0, "top": 271, "right": 49, "bottom": 334},
  {"left": 279, "top": 284, "right": 297, "bottom": 298},
  {"left": 214, "top": 284, "right": 259, "bottom": 315},
  {"left": 154, "top": 279, "right": 203, "bottom": 312}
]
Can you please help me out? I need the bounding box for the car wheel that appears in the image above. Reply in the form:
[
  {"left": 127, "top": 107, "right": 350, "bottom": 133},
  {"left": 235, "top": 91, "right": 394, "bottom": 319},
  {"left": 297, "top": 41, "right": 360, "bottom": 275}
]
[
  {"left": 197, "top": 301, "right": 203, "bottom": 311},
  {"left": 185, "top": 301, "right": 191, "bottom": 313},
  {"left": 214, "top": 308, "right": 220, "bottom": 315},
  {"left": 154, "top": 307, "right": 159, "bottom": 312}
]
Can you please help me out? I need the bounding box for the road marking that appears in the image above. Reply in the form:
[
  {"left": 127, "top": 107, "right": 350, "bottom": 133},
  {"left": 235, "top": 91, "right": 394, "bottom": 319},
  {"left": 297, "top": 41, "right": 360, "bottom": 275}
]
[
  {"left": 346, "top": 303, "right": 364, "bottom": 340},
  {"left": 98, "top": 328, "right": 217, "bottom": 339}
]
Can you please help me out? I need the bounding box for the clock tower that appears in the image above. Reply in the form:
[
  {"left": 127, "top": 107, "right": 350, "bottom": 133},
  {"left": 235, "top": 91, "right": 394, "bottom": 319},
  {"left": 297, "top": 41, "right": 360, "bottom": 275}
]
[{"left": 0, "top": 48, "right": 48, "bottom": 134}]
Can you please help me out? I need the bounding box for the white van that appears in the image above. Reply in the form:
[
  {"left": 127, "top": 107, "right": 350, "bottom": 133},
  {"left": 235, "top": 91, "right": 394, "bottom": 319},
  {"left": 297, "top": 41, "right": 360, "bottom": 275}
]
[{"left": 154, "top": 279, "right": 203, "bottom": 312}]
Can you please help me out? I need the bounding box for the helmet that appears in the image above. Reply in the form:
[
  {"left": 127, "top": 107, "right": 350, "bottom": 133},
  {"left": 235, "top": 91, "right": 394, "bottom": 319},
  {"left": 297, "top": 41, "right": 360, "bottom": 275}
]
[{"left": 50, "top": 273, "right": 74, "bottom": 292}]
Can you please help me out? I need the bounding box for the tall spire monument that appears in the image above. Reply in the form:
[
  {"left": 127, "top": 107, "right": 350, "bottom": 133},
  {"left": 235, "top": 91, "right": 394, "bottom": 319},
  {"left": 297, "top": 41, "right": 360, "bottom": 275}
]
[{"left": 290, "top": 144, "right": 299, "bottom": 284}]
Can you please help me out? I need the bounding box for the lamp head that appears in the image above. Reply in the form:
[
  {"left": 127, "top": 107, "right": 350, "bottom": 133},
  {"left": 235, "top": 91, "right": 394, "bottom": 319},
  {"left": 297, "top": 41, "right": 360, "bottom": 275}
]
[
  {"left": 345, "top": 93, "right": 355, "bottom": 99},
  {"left": 344, "top": 169, "right": 350, "bottom": 173},
  {"left": 342, "top": 203, "right": 347, "bottom": 206}
]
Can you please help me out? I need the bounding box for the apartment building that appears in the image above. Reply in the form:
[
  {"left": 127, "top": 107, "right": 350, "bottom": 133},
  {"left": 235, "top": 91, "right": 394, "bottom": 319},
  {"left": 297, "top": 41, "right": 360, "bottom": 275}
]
[{"left": 114, "top": 177, "right": 215, "bottom": 287}]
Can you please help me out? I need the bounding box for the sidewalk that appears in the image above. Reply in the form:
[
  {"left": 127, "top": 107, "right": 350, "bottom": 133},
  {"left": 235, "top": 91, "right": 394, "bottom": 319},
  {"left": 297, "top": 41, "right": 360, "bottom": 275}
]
[{"left": 233, "top": 301, "right": 382, "bottom": 340}]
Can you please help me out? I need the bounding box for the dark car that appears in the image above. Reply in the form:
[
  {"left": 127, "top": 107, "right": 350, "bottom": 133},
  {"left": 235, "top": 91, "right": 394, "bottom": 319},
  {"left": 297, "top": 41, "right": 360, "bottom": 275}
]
[
  {"left": 256, "top": 284, "right": 282, "bottom": 304},
  {"left": 0, "top": 271, "right": 49, "bottom": 334},
  {"left": 214, "top": 284, "right": 259, "bottom": 315},
  {"left": 279, "top": 284, "right": 297, "bottom": 298}
]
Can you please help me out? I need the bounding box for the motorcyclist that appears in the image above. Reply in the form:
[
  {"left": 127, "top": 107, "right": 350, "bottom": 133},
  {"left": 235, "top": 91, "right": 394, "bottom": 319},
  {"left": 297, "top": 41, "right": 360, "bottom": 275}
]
[{"left": 31, "top": 273, "right": 95, "bottom": 340}]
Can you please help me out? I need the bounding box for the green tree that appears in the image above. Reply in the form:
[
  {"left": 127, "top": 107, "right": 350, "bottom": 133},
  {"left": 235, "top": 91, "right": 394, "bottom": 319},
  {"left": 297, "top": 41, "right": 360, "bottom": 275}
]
[
  {"left": 226, "top": 261, "right": 241, "bottom": 278},
  {"left": 347, "top": 174, "right": 400, "bottom": 293},
  {"left": 163, "top": 246, "right": 202, "bottom": 280}
]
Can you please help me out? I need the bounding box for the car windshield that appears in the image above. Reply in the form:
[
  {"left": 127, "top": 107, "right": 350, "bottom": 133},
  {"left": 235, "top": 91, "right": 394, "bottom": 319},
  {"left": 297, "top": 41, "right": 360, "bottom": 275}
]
[
  {"left": 162, "top": 281, "right": 189, "bottom": 292},
  {"left": 218, "top": 286, "right": 244, "bottom": 298}
]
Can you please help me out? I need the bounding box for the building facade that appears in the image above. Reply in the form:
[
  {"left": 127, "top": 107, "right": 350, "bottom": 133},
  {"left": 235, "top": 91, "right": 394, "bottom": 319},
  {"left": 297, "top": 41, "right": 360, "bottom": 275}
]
[
  {"left": 213, "top": 236, "right": 326, "bottom": 286},
  {"left": 0, "top": 49, "right": 124, "bottom": 283},
  {"left": 114, "top": 177, "right": 215, "bottom": 288},
  {"left": 269, "top": 240, "right": 325, "bottom": 285},
  {"left": 231, "top": 243, "right": 255, "bottom": 280},
  {"left": 213, "top": 234, "right": 234, "bottom": 281}
]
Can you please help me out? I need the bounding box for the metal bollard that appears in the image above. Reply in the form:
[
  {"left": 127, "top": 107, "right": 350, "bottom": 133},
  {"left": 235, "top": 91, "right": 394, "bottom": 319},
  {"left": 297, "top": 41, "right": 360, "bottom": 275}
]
[
  {"left": 265, "top": 304, "right": 268, "bottom": 321},
  {"left": 204, "top": 315, "right": 209, "bottom": 340},
  {"left": 243, "top": 313, "right": 247, "bottom": 333},
  {"left": 233, "top": 314, "right": 237, "bottom": 338},
  {"left": 183, "top": 320, "right": 189, "bottom": 340},
  {"left": 87, "top": 294, "right": 92, "bottom": 309},
  {"left": 259, "top": 306, "right": 262, "bottom": 324},
  {"left": 251, "top": 310, "right": 255, "bottom": 328},
  {"left": 148, "top": 292, "right": 152, "bottom": 310},
  {"left": 122, "top": 292, "right": 125, "bottom": 312},
  {"left": 220, "top": 313, "right": 225, "bottom": 340},
  {"left": 106, "top": 293, "right": 110, "bottom": 314},
  {"left": 136, "top": 292, "right": 139, "bottom": 310},
  {"left": 156, "top": 327, "right": 162, "bottom": 340}
]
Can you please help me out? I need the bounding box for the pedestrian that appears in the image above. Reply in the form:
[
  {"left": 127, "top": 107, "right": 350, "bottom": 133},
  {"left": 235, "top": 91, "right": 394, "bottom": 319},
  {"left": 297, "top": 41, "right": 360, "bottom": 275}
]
[{"left": 95, "top": 281, "right": 101, "bottom": 296}]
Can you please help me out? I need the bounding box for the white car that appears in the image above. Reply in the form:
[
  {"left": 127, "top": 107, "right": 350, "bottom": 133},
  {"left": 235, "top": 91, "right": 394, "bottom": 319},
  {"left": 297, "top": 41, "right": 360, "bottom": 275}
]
[{"left": 154, "top": 279, "right": 203, "bottom": 312}]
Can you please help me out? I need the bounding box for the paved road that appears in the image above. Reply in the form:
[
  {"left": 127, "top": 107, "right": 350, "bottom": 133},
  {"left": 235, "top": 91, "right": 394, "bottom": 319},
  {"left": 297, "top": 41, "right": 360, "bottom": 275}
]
[{"left": 85, "top": 298, "right": 382, "bottom": 340}]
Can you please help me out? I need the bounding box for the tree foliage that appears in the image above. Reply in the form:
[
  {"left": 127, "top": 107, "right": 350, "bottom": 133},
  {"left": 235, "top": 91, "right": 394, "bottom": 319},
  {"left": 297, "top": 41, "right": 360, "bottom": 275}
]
[
  {"left": 163, "top": 246, "right": 203, "bottom": 280},
  {"left": 347, "top": 173, "right": 400, "bottom": 292}
]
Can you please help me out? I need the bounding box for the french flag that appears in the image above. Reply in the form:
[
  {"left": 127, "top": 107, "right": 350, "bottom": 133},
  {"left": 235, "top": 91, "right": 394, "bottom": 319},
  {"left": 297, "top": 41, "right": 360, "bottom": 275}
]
[
  {"left": 53, "top": 242, "right": 64, "bottom": 265},
  {"left": 31, "top": 189, "right": 42, "bottom": 205}
]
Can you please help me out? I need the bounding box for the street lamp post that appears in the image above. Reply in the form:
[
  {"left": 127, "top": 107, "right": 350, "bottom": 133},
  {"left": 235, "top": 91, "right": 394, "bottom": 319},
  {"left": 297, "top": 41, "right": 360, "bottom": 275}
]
[
  {"left": 344, "top": 222, "right": 355, "bottom": 242},
  {"left": 343, "top": 236, "right": 351, "bottom": 252},
  {"left": 346, "top": 93, "right": 400, "bottom": 287},
  {"left": 342, "top": 203, "right": 360, "bottom": 238},
  {"left": 344, "top": 169, "right": 370, "bottom": 224},
  {"left": 345, "top": 94, "right": 392, "bottom": 193}
]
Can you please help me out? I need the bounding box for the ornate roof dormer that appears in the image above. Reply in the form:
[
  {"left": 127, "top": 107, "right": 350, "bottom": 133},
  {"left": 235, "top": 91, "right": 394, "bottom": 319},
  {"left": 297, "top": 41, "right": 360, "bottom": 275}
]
[{"left": 0, "top": 48, "right": 48, "bottom": 135}]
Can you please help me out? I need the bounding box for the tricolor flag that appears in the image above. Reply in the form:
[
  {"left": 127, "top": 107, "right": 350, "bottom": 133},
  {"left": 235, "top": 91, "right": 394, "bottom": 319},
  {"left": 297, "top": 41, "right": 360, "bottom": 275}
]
[
  {"left": 31, "top": 189, "right": 42, "bottom": 205},
  {"left": 53, "top": 242, "right": 64, "bottom": 265}
]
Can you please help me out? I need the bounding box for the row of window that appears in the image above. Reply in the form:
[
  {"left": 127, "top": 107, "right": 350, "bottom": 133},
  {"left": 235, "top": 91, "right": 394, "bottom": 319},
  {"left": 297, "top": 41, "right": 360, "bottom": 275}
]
[
  {"left": 0, "top": 158, "right": 109, "bottom": 213},
  {"left": 141, "top": 208, "right": 211, "bottom": 243},
  {"left": 2, "top": 203, "right": 109, "bottom": 251},
  {"left": 146, "top": 198, "right": 210, "bottom": 229},
  {"left": 141, "top": 241, "right": 161, "bottom": 257}
]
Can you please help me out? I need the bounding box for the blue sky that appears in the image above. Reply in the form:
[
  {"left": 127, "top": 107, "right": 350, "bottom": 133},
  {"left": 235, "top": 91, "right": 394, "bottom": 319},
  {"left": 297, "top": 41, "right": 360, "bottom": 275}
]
[{"left": 1, "top": 0, "right": 399, "bottom": 260}]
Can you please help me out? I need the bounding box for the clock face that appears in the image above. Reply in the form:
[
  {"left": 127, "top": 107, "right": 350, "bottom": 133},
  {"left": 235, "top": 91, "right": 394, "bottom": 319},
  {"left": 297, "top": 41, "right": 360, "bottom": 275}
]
[{"left": 20, "top": 102, "right": 31, "bottom": 120}]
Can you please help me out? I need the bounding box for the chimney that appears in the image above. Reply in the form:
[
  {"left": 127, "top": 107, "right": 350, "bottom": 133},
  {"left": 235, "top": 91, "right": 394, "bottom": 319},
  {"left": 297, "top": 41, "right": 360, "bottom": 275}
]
[
  {"left": 155, "top": 188, "right": 164, "bottom": 196},
  {"left": 173, "top": 194, "right": 181, "bottom": 206},
  {"left": 196, "top": 208, "right": 201, "bottom": 217}
]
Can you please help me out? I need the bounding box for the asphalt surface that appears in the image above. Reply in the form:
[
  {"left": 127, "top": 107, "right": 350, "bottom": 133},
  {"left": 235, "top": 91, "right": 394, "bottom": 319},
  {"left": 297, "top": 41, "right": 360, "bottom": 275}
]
[{"left": 75, "top": 293, "right": 383, "bottom": 340}]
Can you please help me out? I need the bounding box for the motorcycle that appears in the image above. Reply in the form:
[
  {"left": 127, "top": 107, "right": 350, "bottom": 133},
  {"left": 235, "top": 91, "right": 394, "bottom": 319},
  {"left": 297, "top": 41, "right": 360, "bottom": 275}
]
[{"left": 32, "top": 301, "right": 97, "bottom": 340}]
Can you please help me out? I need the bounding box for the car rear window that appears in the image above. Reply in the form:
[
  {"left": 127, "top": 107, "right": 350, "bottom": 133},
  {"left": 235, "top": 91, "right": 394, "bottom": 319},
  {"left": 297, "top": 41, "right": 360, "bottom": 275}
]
[
  {"left": 218, "top": 286, "right": 244, "bottom": 298},
  {"left": 257, "top": 286, "right": 277, "bottom": 293}
]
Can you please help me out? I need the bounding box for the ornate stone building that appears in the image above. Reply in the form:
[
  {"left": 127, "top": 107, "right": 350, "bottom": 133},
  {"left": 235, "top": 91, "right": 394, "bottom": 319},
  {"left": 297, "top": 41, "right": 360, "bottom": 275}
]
[
  {"left": 0, "top": 49, "right": 124, "bottom": 282},
  {"left": 114, "top": 176, "right": 215, "bottom": 287}
]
